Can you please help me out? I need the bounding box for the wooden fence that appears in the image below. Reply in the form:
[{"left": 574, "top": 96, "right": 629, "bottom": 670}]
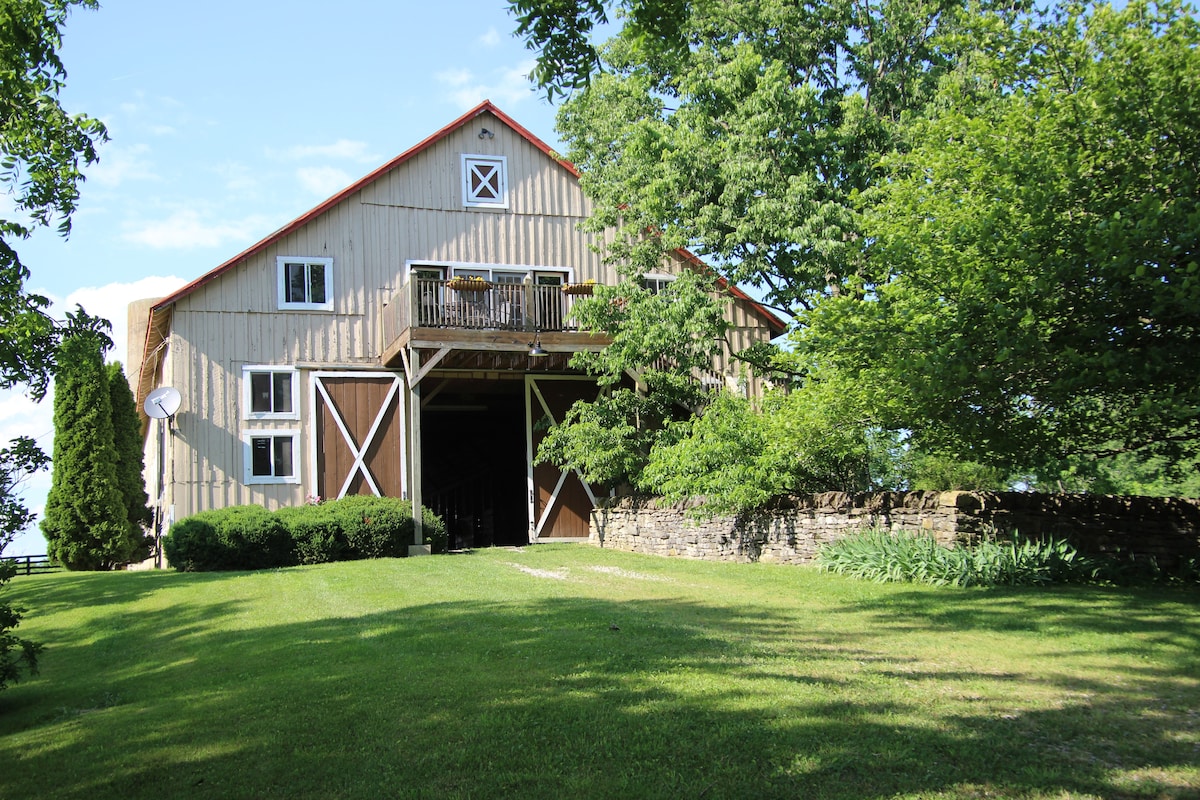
[{"left": 0, "top": 554, "right": 61, "bottom": 576}]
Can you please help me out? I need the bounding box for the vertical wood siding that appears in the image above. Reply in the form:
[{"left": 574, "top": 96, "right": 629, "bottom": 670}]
[{"left": 160, "top": 112, "right": 781, "bottom": 518}]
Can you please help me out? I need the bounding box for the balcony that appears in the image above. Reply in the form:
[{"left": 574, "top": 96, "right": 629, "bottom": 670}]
[{"left": 381, "top": 277, "right": 610, "bottom": 370}]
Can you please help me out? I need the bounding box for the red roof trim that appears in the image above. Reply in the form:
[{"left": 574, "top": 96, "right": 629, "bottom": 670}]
[
  {"left": 147, "top": 100, "right": 784, "bottom": 339},
  {"left": 673, "top": 247, "right": 788, "bottom": 335},
  {"left": 151, "top": 100, "right": 579, "bottom": 313}
]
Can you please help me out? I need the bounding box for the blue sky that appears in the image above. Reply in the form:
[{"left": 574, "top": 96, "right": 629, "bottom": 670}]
[{"left": 3, "top": 0, "right": 572, "bottom": 555}]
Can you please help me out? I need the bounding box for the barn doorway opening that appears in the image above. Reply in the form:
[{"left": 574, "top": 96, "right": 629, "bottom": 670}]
[{"left": 420, "top": 378, "right": 528, "bottom": 548}]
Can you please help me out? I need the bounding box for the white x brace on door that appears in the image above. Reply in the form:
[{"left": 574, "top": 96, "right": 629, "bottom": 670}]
[
  {"left": 526, "top": 375, "right": 603, "bottom": 540},
  {"left": 310, "top": 371, "right": 406, "bottom": 500}
]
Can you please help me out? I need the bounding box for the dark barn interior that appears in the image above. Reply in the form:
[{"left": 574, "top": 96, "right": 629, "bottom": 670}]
[{"left": 419, "top": 378, "right": 529, "bottom": 548}]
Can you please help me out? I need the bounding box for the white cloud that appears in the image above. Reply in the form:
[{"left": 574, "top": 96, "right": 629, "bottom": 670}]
[
  {"left": 296, "top": 166, "right": 354, "bottom": 198},
  {"left": 438, "top": 59, "right": 540, "bottom": 110},
  {"left": 66, "top": 275, "right": 189, "bottom": 367},
  {"left": 121, "top": 209, "right": 268, "bottom": 250},
  {"left": 272, "top": 139, "right": 378, "bottom": 163},
  {"left": 0, "top": 275, "right": 188, "bottom": 557},
  {"left": 86, "top": 142, "right": 158, "bottom": 187},
  {"left": 436, "top": 68, "right": 474, "bottom": 87},
  {"left": 211, "top": 161, "right": 260, "bottom": 195},
  {"left": 479, "top": 27, "right": 502, "bottom": 46}
]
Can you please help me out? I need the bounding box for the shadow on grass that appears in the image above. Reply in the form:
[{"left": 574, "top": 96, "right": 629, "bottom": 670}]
[
  {"left": 844, "top": 584, "right": 1200, "bottom": 674},
  {"left": 0, "top": 571, "right": 1197, "bottom": 799},
  {"left": 6, "top": 569, "right": 233, "bottom": 614}
]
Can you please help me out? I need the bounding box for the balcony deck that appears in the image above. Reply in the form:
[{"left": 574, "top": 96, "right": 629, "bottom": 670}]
[{"left": 381, "top": 278, "right": 610, "bottom": 370}]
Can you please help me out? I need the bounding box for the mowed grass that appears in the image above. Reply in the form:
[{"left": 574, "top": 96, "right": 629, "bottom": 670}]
[{"left": 1, "top": 545, "right": 1197, "bottom": 800}]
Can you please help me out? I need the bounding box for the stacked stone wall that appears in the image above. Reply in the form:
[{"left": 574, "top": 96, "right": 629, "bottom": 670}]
[{"left": 589, "top": 491, "right": 1200, "bottom": 568}]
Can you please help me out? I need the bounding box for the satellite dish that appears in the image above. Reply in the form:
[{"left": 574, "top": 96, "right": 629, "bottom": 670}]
[{"left": 144, "top": 386, "right": 182, "bottom": 419}]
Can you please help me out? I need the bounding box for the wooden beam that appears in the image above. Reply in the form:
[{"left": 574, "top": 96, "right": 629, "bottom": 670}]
[{"left": 408, "top": 346, "right": 451, "bottom": 388}]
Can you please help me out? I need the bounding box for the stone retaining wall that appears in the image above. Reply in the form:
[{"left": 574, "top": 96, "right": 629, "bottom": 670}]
[{"left": 588, "top": 491, "right": 1200, "bottom": 568}]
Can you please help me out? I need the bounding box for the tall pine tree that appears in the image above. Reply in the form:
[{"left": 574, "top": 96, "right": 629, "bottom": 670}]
[
  {"left": 107, "top": 362, "right": 152, "bottom": 557},
  {"left": 41, "top": 332, "right": 140, "bottom": 569}
]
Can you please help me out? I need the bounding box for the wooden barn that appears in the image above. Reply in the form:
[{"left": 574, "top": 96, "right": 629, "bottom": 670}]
[{"left": 129, "top": 101, "right": 785, "bottom": 552}]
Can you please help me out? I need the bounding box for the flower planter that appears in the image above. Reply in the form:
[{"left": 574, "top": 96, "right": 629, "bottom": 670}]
[
  {"left": 447, "top": 278, "right": 491, "bottom": 293},
  {"left": 561, "top": 283, "right": 596, "bottom": 296}
]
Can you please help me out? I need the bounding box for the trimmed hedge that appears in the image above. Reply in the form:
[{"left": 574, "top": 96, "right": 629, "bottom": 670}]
[{"left": 165, "top": 497, "right": 447, "bottom": 572}]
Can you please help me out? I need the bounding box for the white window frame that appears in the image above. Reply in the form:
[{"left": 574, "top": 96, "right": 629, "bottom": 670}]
[
  {"left": 277, "top": 256, "right": 334, "bottom": 311},
  {"left": 461, "top": 154, "right": 509, "bottom": 209},
  {"left": 242, "top": 365, "right": 300, "bottom": 421},
  {"left": 642, "top": 273, "right": 676, "bottom": 294},
  {"left": 405, "top": 260, "right": 572, "bottom": 284},
  {"left": 243, "top": 430, "right": 301, "bottom": 485}
]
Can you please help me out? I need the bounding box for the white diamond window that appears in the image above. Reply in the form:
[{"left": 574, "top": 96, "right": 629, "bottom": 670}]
[{"left": 462, "top": 155, "right": 508, "bottom": 209}]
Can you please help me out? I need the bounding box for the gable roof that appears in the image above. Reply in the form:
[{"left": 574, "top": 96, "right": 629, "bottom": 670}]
[
  {"left": 148, "top": 101, "right": 570, "bottom": 315},
  {"left": 135, "top": 101, "right": 786, "bottom": 414}
]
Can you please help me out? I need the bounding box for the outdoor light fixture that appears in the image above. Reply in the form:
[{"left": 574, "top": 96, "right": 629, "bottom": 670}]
[
  {"left": 528, "top": 334, "right": 548, "bottom": 357},
  {"left": 479, "top": 127, "right": 494, "bottom": 139}
]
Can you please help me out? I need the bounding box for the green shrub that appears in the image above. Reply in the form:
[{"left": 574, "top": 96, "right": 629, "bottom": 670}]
[
  {"left": 167, "top": 499, "right": 447, "bottom": 571},
  {"left": 0, "top": 562, "right": 44, "bottom": 692},
  {"left": 164, "top": 506, "right": 294, "bottom": 572},
  {"left": 420, "top": 505, "right": 448, "bottom": 555},
  {"left": 305, "top": 497, "right": 447, "bottom": 557},
  {"left": 816, "top": 528, "right": 1096, "bottom": 587},
  {"left": 327, "top": 496, "right": 414, "bottom": 559},
  {"left": 162, "top": 511, "right": 223, "bottom": 572},
  {"left": 277, "top": 503, "right": 345, "bottom": 565}
]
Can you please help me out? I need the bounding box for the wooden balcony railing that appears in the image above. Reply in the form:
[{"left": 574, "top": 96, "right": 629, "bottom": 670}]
[{"left": 386, "top": 278, "right": 595, "bottom": 344}]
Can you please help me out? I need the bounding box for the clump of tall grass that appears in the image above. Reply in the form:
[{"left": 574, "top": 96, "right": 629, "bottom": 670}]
[{"left": 816, "top": 528, "right": 1095, "bottom": 587}]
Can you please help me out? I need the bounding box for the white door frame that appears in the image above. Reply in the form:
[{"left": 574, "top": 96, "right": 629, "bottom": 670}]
[
  {"left": 524, "top": 374, "right": 601, "bottom": 541},
  {"left": 309, "top": 371, "right": 406, "bottom": 501}
]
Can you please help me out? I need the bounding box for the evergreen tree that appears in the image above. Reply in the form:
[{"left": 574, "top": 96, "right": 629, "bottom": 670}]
[
  {"left": 41, "top": 332, "right": 139, "bottom": 570},
  {"left": 107, "top": 362, "right": 152, "bottom": 559}
]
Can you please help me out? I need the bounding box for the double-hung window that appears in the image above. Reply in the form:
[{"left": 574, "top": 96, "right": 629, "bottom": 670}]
[
  {"left": 278, "top": 256, "right": 333, "bottom": 310},
  {"left": 242, "top": 366, "right": 300, "bottom": 484},
  {"left": 243, "top": 366, "right": 299, "bottom": 420},
  {"left": 243, "top": 431, "right": 300, "bottom": 484}
]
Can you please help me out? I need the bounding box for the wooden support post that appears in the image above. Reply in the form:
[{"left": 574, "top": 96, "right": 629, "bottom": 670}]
[{"left": 408, "top": 348, "right": 430, "bottom": 556}]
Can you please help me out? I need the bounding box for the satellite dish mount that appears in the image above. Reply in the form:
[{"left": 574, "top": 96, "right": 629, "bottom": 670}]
[{"left": 144, "top": 386, "right": 182, "bottom": 424}]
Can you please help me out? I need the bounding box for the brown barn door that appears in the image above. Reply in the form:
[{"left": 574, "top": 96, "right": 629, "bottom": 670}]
[
  {"left": 313, "top": 372, "right": 405, "bottom": 500},
  {"left": 526, "top": 376, "right": 601, "bottom": 540}
]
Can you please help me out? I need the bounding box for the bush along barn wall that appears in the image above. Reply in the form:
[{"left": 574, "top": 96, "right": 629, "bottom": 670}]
[{"left": 589, "top": 491, "right": 1200, "bottom": 571}]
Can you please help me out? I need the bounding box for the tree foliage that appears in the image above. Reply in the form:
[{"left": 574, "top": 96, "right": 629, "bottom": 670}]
[
  {"left": 1, "top": 0, "right": 107, "bottom": 399},
  {"left": 107, "top": 361, "right": 152, "bottom": 534},
  {"left": 535, "top": 270, "right": 728, "bottom": 488},
  {"left": 644, "top": 386, "right": 902, "bottom": 515},
  {"left": 0, "top": 0, "right": 106, "bottom": 689},
  {"left": 41, "top": 330, "right": 145, "bottom": 570},
  {"left": 800, "top": 0, "right": 1200, "bottom": 470},
  {"left": 520, "top": 0, "right": 1200, "bottom": 492},
  {"left": 545, "top": 0, "right": 1010, "bottom": 318},
  {"left": 0, "top": 436, "right": 46, "bottom": 692}
]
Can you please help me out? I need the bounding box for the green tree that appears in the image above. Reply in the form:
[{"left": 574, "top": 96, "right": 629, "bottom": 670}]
[
  {"left": 535, "top": 269, "right": 729, "bottom": 489},
  {"left": 523, "top": 0, "right": 1200, "bottom": 491},
  {"left": 644, "top": 385, "right": 902, "bottom": 516},
  {"left": 800, "top": 0, "right": 1200, "bottom": 472},
  {"left": 41, "top": 331, "right": 141, "bottom": 570},
  {"left": 1, "top": 0, "right": 107, "bottom": 398},
  {"left": 0, "top": 437, "right": 47, "bottom": 691},
  {"left": 537, "top": 0, "right": 1009, "bottom": 321},
  {"left": 107, "top": 361, "right": 152, "bottom": 555},
  {"left": 1, "top": 0, "right": 106, "bottom": 686}
]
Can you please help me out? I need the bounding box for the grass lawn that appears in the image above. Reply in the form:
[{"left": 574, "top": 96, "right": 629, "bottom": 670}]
[{"left": 1, "top": 544, "right": 1197, "bottom": 799}]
